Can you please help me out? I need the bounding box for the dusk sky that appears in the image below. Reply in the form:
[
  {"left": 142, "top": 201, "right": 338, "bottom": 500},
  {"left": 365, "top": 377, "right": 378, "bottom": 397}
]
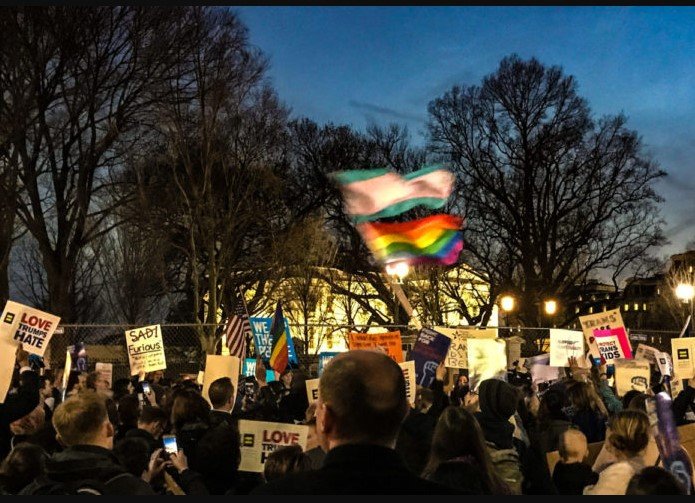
[{"left": 235, "top": 6, "right": 695, "bottom": 261}]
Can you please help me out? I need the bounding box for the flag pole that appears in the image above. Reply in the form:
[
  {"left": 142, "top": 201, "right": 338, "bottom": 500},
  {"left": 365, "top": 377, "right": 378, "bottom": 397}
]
[{"left": 382, "top": 272, "right": 422, "bottom": 330}]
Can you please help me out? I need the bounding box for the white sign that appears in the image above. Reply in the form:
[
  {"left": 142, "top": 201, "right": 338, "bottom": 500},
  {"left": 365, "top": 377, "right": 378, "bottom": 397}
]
[
  {"left": 672, "top": 338, "right": 695, "bottom": 380},
  {"left": 125, "top": 324, "right": 166, "bottom": 376},
  {"left": 398, "top": 360, "right": 416, "bottom": 406},
  {"left": 305, "top": 378, "right": 320, "bottom": 404},
  {"left": 437, "top": 327, "right": 496, "bottom": 369},
  {"left": 614, "top": 358, "right": 650, "bottom": 396},
  {"left": 467, "top": 338, "right": 507, "bottom": 390},
  {"left": 238, "top": 420, "right": 309, "bottom": 473},
  {"left": 635, "top": 344, "right": 660, "bottom": 365},
  {"left": 549, "top": 329, "right": 584, "bottom": 367},
  {"left": 201, "top": 355, "right": 241, "bottom": 410},
  {"left": 596, "top": 335, "right": 622, "bottom": 362},
  {"left": 656, "top": 351, "right": 673, "bottom": 377},
  {"left": 95, "top": 362, "right": 113, "bottom": 388},
  {"left": 525, "top": 353, "right": 561, "bottom": 384},
  {"left": 0, "top": 300, "right": 61, "bottom": 357}
]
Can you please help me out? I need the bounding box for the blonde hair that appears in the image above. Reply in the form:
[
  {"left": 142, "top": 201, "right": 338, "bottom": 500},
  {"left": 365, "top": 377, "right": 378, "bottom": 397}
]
[
  {"left": 607, "top": 409, "right": 650, "bottom": 457},
  {"left": 558, "top": 429, "right": 587, "bottom": 461},
  {"left": 52, "top": 390, "right": 108, "bottom": 446}
]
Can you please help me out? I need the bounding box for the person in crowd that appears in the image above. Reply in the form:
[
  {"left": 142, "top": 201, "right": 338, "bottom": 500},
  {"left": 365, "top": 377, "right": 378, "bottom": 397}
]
[
  {"left": 395, "top": 387, "right": 437, "bottom": 475},
  {"left": 621, "top": 390, "right": 642, "bottom": 411},
  {"left": 449, "top": 373, "right": 470, "bottom": 406},
  {"left": 263, "top": 445, "right": 311, "bottom": 483},
  {"left": 583, "top": 409, "right": 650, "bottom": 495},
  {"left": 566, "top": 381, "right": 607, "bottom": 443},
  {"left": 20, "top": 390, "right": 156, "bottom": 495},
  {"left": 0, "top": 344, "right": 40, "bottom": 462},
  {"left": 170, "top": 388, "right": 211, "bottom": 470},
  {"left": 475, "top": 378, "right": 556, "bottom": 495},
  {"left": 536, "top": 388, "right": 573, "bottom": 453},
  {"left": 208, "top": 377, "right": 237, "bottom": 429},
  {"left": 626, "top": 466, "right": 687, "bottom": 495},
  {"left": 422, "top": 405, "right": 511, "bottom": 494},
  {"left": 302, "top": 403, "right": 326, "bottom": 470},
  {"left": 39, "top": 375, "right": 59, "bottom": 423},
  {"left": 9, "top": 404, "right": 45, "bottom": 449},
  {"left": 551, "top": 429, "right": 598, "bottom": 494},
  {"left": 85, "top": 371, "right": 112, "bottom": 398},
  {"left": 114, "top": 394, "right": 140, "bottom": 442},
  {"left": 145, "top": 371, "right": 166, "bottom": 405},
  {"left": 279, "top": 370, "right": 309, "bottom": 424},
  {"left": 124, "top": 405, "right": 167, "bottom": 455},
  {"left": 252, "top": 350, "right": 456, "bottom": 494},
  {"left": 0, "top": 443, "right": 47, "bottom": 494},
  {"left": 112, "top": 378, "right": 135, "bottom": 403},
  {"left": 113, "top": 437, "right": 151, "bottom": 478}
]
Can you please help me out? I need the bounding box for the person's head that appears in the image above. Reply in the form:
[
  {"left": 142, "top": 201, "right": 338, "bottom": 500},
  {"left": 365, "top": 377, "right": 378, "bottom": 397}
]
[
  {"left": 621, "top": 390, "right": 641, "bottom": 410},
  {"left": 316, "top": 350, "right": 408, "bottom": 450},
  {"left": 289, "top": 370, "right": 307, "bottom": 393},
  {"left": 113, "top": 378, "right": 134, "bottom": 401},
  {"left": 170, "top": 389, "right": 211, "bottom": 433},
  {"left": 52, "top": 391, "right": 115, "bottom": 449},
  {"left": 85, "top": 371, "right": 110, "bottom": 394},
  {"left": 117, "top": 394, "right": 140, "bottom": 429},
  {"left": 627, "top": 393, "right": 650, "bottom": 414},
  {"left": 280, "top": 369, "right": 293, "bottom": 389},
  {"left": 39, "top": 376, "right": 53, "bottom": 399},
  {"left": 113, "top": 437, "right": 150, "bottom": 478},
  {"left": 208, "top": 377, "right": 235, "bottom": 411},
  {"left": 477, "top": 379, "right": 518, "bottom": 421},
  {"left": 626, "top": 466, "right": 687, "bottom": 495},
  {"left": 423, "top": 405, "right": 508, "bottom": 494},
  {"left": 9, "top": 405, "right": 45, "bottom": 438},
  {"left": 0, "top": 443, "right": 48, "bottom": 494},
  {"left": 137, "top": 406, "right": 168, "bottom": 439},
  {"left": 147, "top": 370, "right": 164, "bottom": 385},
  {"left": 606, "top": 409, "right": 650, "bottom": 460},
  {"left": 558, "top": 428, "right": 588, "bottom": 463},
  {"left": 263, "top": 445, "right": 311, "bottom": 483},
  {"left": 414, "top": 386, "right": 434, "bottom": 413},
  {"left": 537, "top": 388, "right": 569, "bottom": 424},
  {"left": 428, "top": 458, "right": 488, "bottom": 494},
  {"left": 567, "top": 381, "right": 602, "bottom": 414}
]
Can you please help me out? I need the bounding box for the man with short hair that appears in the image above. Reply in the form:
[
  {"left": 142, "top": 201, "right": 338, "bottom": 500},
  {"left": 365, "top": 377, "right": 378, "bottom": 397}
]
[
  {"left": 207, "top": 377, "right": 236, "bottom": 429},
  {"left": 125, "top": 405, "right": 167, "bottom": 455},
  {"left": 22, "top": 390, "right": 155, "bottom": 495},
  {"left": 252, "top": 350, "right": 455, "bottom": 494}
]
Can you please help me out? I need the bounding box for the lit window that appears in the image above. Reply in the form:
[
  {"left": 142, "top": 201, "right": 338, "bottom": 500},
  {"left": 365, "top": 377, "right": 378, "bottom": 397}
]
[
  {"left": 589, "top": 306, "right": 594, "bottom": 314},
  {"left": 575, "top": 307, "right": 580, "bottom": 314},
  {"left": 624, "top": 304, "right": 629, "bottom": 311},
  {"left": 605, "top": 294, "right": 610, "bottom": 300},
  {"left": 643, "top": 303, "right": 647, "bottom": 311},
  {"left": 602, "top": 305, "right": 607, "bottom": 311},
  {"left": 690, "top": 266, "right": 693, "bottom": 273},
  {"left": 634, "top": 303, "right": 639, "bottom": 311}
]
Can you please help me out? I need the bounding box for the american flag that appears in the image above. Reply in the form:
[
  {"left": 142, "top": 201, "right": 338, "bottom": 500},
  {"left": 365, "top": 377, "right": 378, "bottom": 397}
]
[{"left": 224, "top": 290, "right": 251, "bottom": 358}]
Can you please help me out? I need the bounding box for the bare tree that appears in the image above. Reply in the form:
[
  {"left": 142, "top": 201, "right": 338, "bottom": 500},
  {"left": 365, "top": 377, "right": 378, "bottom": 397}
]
[{"left": 427, "top": 54, "right": 666, "bottom": 327}]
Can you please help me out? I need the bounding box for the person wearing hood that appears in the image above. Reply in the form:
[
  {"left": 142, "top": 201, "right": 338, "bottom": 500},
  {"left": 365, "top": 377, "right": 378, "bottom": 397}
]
[{"left": 475, "top": 378, "right": 557, "bottom": 495}]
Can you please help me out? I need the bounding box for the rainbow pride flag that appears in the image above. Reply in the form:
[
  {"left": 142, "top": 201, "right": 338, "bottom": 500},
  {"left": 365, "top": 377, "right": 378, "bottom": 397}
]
[{"left": 357, "top": 214, "right": 464, "bottom": 266}]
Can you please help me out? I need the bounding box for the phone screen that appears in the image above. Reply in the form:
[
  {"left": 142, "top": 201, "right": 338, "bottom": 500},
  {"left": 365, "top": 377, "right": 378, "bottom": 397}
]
[
  {"left": 141, "top": 381, "right": 151, "bottom": 394},
  {"left": 163, "top": 435, "right": 178, "bottom": 455}
]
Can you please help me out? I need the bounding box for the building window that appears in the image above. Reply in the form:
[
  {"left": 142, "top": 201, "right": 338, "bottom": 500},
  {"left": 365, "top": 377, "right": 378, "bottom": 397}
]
[
  {"left": 657, "top": 288, "right": 661, "bottom": 295},
  {"left": 589, "top": 306, "right": 594, "bottom": 314},
  {"left": 602, "top": 305, "right": 606, "bottom": 311},
  {"left": 605, "top": 294, "right": 610, "bottom": 300},
  {"left": 575, "top": 307, "right": 580, "bottom": 314},
  {"left": 643, "top": 303, "right": 647, "bottom": 311},
  {"left": 690, "top": 266, "right": 693, "bottom": 273},
  {"left": 624, "top": 304, "right": 629, "bottom": 311},
  {"left": 634, "top": 303, "right": 639, "bottom": 311}
]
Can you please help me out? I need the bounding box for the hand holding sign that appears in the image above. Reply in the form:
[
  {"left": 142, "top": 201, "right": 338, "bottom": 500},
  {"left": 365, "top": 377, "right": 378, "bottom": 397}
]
[{"left": 16, "top": 343, "right": 29, "bottom": 368}]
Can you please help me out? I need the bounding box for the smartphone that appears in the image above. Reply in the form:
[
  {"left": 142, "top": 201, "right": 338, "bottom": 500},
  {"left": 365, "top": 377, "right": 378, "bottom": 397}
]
[
  {"left": 162, "top": 435, "right": 178, "bottom": 455},
  {"left": 244, "top": 382, "right": 255, "bottom": 396},
  {"left": 141, "top": 381, "right": 151, "bottom": 394}
]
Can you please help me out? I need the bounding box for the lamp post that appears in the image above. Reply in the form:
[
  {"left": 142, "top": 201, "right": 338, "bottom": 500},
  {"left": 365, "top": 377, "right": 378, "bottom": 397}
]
[
  {"left": 675, "top": 283, "right": 694, "bottom": 323},
  {"left": 544, "top": 299, "right": 558, "bottom": 328},
  {"left": 499, "top": 295, "right": 515, "bottom": 329}
]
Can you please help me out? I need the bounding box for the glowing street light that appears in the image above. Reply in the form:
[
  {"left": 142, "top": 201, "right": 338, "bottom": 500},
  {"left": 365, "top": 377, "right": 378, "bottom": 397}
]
[
  {"left": 544, "top": 299, "right": 558, "bottom": 316},
  {"left": 500, "top": 295, "right": 515, "bottom": 313},
  {"left": 385, "top": 261, "right": 410, "bottom": 283},
  {"left": 675, "top": 283, "right": 695, "bottom": 302}
]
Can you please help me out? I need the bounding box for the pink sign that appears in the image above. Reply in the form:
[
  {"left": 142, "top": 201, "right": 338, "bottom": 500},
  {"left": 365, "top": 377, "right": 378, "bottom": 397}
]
[{"left": 593, "top": 327, "right": 633, "bottom": 359}]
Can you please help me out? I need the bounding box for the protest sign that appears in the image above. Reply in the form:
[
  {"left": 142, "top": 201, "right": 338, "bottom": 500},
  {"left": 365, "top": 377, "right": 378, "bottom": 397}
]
[
  {"left": 467, "top": 338, "right": 507, "bottom": 390},
  {"left": 524, "top": 353, "right": 561, "bottom": 384},
  {"left": 0, "top": 333, "right": 17, "bottom": 403},
  {"left": 672, "top": 338, "right": 695, "bottom": 379},
  {"left": 656, "top": 351, "right": 673, "bottom": 377},
  {"left": 305, "top": 378, "right": 320, "bottom": 404},
  {"left": 635, "top": 343, "right": 660, "bottom": 365},
  {"left": 549, "top": 329, "right": 584, "bottom": 367},
  {"left": 95, "top": 362, "right": 113, "bottom": 388},
  {"left": 594, "top": 334, "right": 624, "bottom": 363},
  {"left": 579, "top": 309, "right": 627, "bottom": 363},
  {"left": 614, "top": 359, "right": 650, "bottom": 396},
  {"left": 436, "top": 327, "right": 495, "bottom": 369},
  {"left": 238, "top": 420, "right": 308, "bottom": 473},
  {"left": 318, "top": 351, "right": 342, "bottom": 376},
  {"left": 411, "top": 328, "right": 452, "bottom": 387},
  {"left": 242, "top": 358, "right": 275, "bottom": 382},
  {"left": 594, "top": 327, "right": 633, "bottom": 359},
  {"left": 0, "top": 301, "right": 60, "bottom": 358},
  {"left": 249, "top": 317, "right": 298, "bottom": 365},
  {"left": 201, "top": 355, "right": 241, "bottom": 409},
  {"left": 398, "top": 360, "right": 416, "bottom": 406},
  {"left": 125, "top": 324, "right": 166, "bottom": 376},
  {"left": 348, "top": 331, "right": 403, "bottom": 363}
]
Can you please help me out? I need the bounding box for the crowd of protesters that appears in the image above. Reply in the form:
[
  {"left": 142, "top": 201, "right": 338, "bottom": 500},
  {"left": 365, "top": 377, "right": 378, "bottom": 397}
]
[{"left": 0, "top": 342, "right": 693, "bottom": 495}]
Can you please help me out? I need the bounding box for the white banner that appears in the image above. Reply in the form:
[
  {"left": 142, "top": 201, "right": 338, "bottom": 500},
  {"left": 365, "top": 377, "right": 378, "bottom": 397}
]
[
  {"left": 125, "top": 324, "right": 166, "bottom": 376},
  {"left": 614, "top": 358, "right": 650, "bottom": 396},
  {"left": 201, "top": 355, "right": 241, "bottom": 410},
  {"left": 549, "top": 329, "right": 584, "bottom": 367},
  {"left": 0, "top": 300, "right": 61, "bottom": 357},
  {"left": 305, "top": 378, "right": 320, "bottom": 404},
  {"left": 467, "top": 338, "right": 507, "bottom": 390},
  {"left": 238, "top": 420, "right": 309, "bottom": 473},
  {"left": 398, "top": 360, "right": 416, "bottom": 406},
  {"left": 525, "top": 353, "right": 561, "bottom": 384}
]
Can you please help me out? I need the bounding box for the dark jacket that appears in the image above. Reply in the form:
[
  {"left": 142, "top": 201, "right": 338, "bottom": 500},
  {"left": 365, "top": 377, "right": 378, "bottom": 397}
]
[
  {"left": 209, "top": 410, "right": 237, "bottom": 430},
  {"left": 21, "top": 444, "right": 154, "bottom": 495},
  {"left": 0, "top": 368, "right": 40, "bottom": 461},
  {"left": 251, "top": 444, "right": 458, "bottom": 494},
  {"left": 279, "top": 390, "right": 309, "bottom": 424},
  {"left": 570, "top": 409, "right": 606, "bottom": 443},
  {"left": 124, "top": 427, "right": 160, "bottom": 455},
  {"left": 538, "top": 419, "right": 574, "bottom": 453},
  {"left": 552, "top": 461, "right": 598, "bottom": 495},
  {"left": 395, "top": 408, "right": 437, "bottom": 475}
]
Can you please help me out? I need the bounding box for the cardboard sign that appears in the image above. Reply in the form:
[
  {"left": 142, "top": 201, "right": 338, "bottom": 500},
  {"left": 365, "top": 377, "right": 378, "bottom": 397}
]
[
  {"left": 437, "top": 326, "right": 496, "bottom": 369},
  {"left": 95, "top": 362, "right": 113, "bottom": 388},
  {"left": 594, "top": 327, "right": 632, "bottom": 359},
  {"left": 549, "top": 329, "right": 584, "bottom": 367},
  {"left": 672, "top": 338, "right": 695, "bottom": 379},
  {"left": 579, "top": 309, "right": 627, "bottom": 362},
  {"left": 525, "top": 353, "right": 561, "bottom": 384},
  {"left": 305, "top": 378, "right": 320, "bottom": 404},
  {"left": 595, "top": 335, "right": 623, "bottom": 362},
  {"left": 614, "top": 358, "right": 650, "bottom": 396},
  {"left": 125, "top": 324, "right": 166, "bottom": 376},
  {"left": 467, "top": 338, "right": 507, "bottom": 390},
  {"left": 249, "top": 317, "right": 298, "bottom": 365},
  {"left": 398, "top": 360, "right": 416, "bottom": 406},
  {"left": 348, "top": 331, "right": 403, "bottom": 363},
  {"left": 657, "top": 351, "right": 674, "bottom": 377},
  {"left": 411, "top": 328, "right": 452, "bottom": 387},
  {"left": 201, "top": 355, "right": 241, "bottom": 409},
  {"left": 242, "top": 358, "right": 275, "bottom": 383},
  {"left": 318, "top": 352, "right": 342, "bottom": 376},
  {"left": 0, "top": 330, "right": 17, "bottom": 403},
  {"left": 0, "top": 301, "right": 61, "bottom": 357},
  {"left": 238, "top": 420, "right": 308, "bottom": 473},
  {"left": 635, "top": 344, "right": 660, "bottom": 365}
]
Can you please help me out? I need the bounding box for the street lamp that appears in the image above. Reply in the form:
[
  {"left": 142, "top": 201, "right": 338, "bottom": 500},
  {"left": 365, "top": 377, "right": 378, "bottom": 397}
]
[
  {"left": 385, "top": 261, "right": 410, "bottom": 284},
  {"left": 544, "top": 299, "right": 558, "bottom": 316},
  {"left": 499, "top": 295, "right": 515, "bottom": 328},
  {"left": 675, "top": 283, "right": 695, "bottom": 321}
]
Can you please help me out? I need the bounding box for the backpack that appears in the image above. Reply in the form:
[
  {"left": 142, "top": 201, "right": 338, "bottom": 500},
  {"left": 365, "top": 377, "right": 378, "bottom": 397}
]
[
  {"left": 20, "top": 471, "right": 131, "bottom": 496},
  {"left": 485, "top": 441, "right": 524, "bottom": 495}
]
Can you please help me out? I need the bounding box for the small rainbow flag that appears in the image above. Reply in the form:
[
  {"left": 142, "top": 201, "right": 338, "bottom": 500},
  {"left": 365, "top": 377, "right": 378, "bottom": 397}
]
[{"left": 357, "top": 214, "right": 463, "bottom": 266}]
